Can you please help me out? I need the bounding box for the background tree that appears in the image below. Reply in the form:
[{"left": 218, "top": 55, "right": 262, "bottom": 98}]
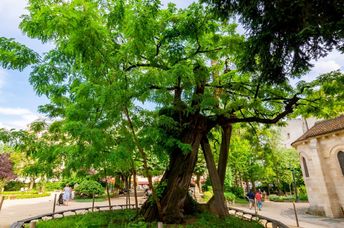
[
  {"left": 204, "top": 0, "right": 344, "bottom": 83},
  {"left": 0, "top": 153, "right": 16, "bottom": 192}
]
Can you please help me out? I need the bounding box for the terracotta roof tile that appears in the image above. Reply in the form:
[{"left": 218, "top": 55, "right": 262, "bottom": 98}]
[{"left": 292, "top": 115, "right": 344, "bottom": 145}]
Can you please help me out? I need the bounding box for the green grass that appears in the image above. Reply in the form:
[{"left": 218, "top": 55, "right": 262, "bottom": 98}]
[
  {"left": 1, "top": 191, "right": 50, "bottom": 199},
  {"left": 73, "top": 197, "right": 106, "bottom": 202},
  {"left": 36, "top": 210, "right": 263, "bottom": 228},
  {"left": 234, "top": 198, "right": 248, "bottom": 204}
]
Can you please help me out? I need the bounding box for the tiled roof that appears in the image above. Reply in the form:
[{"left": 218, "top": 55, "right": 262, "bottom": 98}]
[{"left": 292, "top": 115, "right": 344, "bottom": 145}]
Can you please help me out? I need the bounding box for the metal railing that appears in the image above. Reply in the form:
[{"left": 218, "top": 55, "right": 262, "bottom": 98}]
[
  {"left": 10, "top": 204, "right": 138, "bottom": 228},
  {"left": 228, "top": 206, "right": 289, "bottom": 228}
]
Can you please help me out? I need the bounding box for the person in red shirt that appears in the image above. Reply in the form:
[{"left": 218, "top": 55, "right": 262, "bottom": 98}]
[{"left": 255, "top": 190, "right": 263, "bottom": 210}]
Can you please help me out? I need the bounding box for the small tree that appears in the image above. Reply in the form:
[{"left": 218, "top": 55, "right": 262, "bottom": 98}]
[{"left": 0, "top": 153, "right": 16, "bottom": 192}]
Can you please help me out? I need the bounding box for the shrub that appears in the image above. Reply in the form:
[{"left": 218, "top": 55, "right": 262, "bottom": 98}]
[
  {"left": 74, "top": 180, "right": 104, "bottom": 198},
  {"left": 2, "top": 191, "right": 50, "bottom": 199},
  {"left": 224, "top": 192, "right": 236, "bottom": 203},
  {"left": 4, "top": 181, "right": 26, "bottom": 191},
  {"left": 202, "top": 191, "right": 213, "bottom": 202},
  {"left": 226, "top": 186, "right": 244, "bottom": 198},
  {"left": 45, "top": 182, "right": 62, "bottom": 191},
  {"left": 269, "top": 194, "right": 295, "bottom": 202},
  {"left": 299, "top": 193, "right": 308, "bottom": 201}
]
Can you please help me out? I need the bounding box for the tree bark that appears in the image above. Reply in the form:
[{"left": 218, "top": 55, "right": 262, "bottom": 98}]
[
  {"left": 141, "top": 115, "right": 207, "bottom": 223},
  {"left": 132, "top": 165, "right": 139, "bottom": 211},
  {"left": 106, "top": 181, "right": 112, "bottom": 209},
  {"left": 217, "top": 124, "right": 232, "bottom": 186},
  {"left": 201, "top": 136, "right": 229, "bottom": 218},
  {"left": 207, "top": 124, "right": 232, "bottom": 210}
]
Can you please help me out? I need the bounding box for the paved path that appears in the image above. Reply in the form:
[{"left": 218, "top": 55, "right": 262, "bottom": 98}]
[
  {"left": 0, "top": 193, "right": 145, "bottom": 228},
  {"left": 232, "top": 201, "right": 344, "bottom": 228},
  {"left": 2, "top": 196, "right": 344, "bottom": 228}
]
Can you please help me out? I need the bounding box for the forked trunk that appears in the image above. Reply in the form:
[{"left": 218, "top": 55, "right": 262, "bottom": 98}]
[
  {"left": 201, "top": 136, "right": 229, "bottom": 217},
  {"left": 207, "top": 124, "right": 232, "bottom": 212}
]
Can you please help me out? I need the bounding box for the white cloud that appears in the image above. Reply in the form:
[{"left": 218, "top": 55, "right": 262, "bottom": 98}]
[
  {"left": 0, "top": 107, "right": 42, "bottom": 130},
  {"left": 0, "top": 107, "right": 32, "bottom": 115},
  {"left": 301, "top": 50, "right": 344, "bottom": 82}
]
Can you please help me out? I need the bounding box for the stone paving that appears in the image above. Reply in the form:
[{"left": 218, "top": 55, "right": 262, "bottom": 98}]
[
  {"left": 232, "top": 201, "right": 344, "bottom": 228},
  {"left": 0, "top": 193, "right": 145, "bottom": 228},
  {"left": 1, "top": 195, "right": 344, "bottom": 228}
]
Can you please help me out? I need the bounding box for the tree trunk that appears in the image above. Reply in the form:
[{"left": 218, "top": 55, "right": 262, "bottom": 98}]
[
  {"left": 132, "top": 165, "right": 139, "bottom": 211},
  {"left": 251, "top": 178, "right": 256, "bottom": 192},
  {"left": 207, "top": 124, "right": 232, "bottom": 210},
  {"left": 201, "top": 136, "right": 229, "bottom": 218},
  {"left": 106, "top": 181, "right": 112, "bottom": 209},
  {"left": 29, "top": 177, "right": 35, "bottom": 190},
  {"left": 217, "top": 124, "right": 232, "bottom": 186},
  {"left": 141, "top": 115, "right": 207, "bottom": 223}
]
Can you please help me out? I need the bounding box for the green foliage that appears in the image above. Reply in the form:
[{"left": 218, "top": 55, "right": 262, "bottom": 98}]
[
  {"left": 74, "top": 180, "right": 104, "bottom": 198},
  {"left": 226, "top": 186, "right": 244, "bottom": 199},
  {"left": 224, "top": 192, "right": 236, "bottom": 203},
  {"left": 202, "top": 190, "right": 213, "bottom": 202},
  {"left": 36, "top": 210, "right": 137, "bottom": 228},
  {"left": 36, "top": 210, "right": 263, "bottom": 228},
  {"left": 205, "top": 0, "right": 344, "bottom": 83},
  {"left": 268, "top": 194, "right": 308, "bottom": 202},
  {"left": 45, "top": 182, "right": 62, "bottom": 191},
  {"left": 0, "top": 37, "right": 39, "bottom": 71},
  {"left": 73, "top": 197, "right": 106, "bottom": 203},
  {"left": 2, "top": 191, "right": 50, "bottom": 199},
  {"left": 4, "top": 181, "right": 26, "bottom": 191}
]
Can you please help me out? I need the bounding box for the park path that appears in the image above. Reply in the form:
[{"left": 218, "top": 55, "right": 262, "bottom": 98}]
[
  {"left": 232, "top": 201, "right": 344, "bottom": 228},
  {"left": 2, "top": 195, "right": 344, "bottom": 228},
  {"left": 0, "top": 193, "right": 145, "bottom": 228}
]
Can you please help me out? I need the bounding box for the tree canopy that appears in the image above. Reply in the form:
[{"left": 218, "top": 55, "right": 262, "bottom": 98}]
[{"left": 204, "top": 0, "right": 344, "bottom": 82}]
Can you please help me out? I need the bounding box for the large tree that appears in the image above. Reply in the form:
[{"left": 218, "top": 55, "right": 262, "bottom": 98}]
[
  {"left": 0, "top": 0, "right": 344, "bottom": 223},
  {"left": 204, "top": 0, "right": 344, "bottom": 83}
]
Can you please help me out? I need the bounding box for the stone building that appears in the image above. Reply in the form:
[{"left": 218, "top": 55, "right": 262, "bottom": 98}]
[
  {"left": 292, "top": 115, "right": 344, "bottom": 218},
  {"left": 280, "top": 117, "right": 317, "bottom": 148}
]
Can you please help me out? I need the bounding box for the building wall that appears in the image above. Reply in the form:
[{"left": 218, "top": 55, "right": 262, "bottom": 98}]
[
  {"left": 280, "top": 118, "right": 317, "bottom": 148},
  {"left": 294, "top": 132, "right": 344, "bottom": 218}
]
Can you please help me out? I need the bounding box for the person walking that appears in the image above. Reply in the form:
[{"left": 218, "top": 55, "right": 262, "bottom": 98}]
[
  {"left": 63, "top": 184, "right": 72, "bottom": 206},
  {"left": 246, "top": 190, "right": 255, "bottom": 209},
  {"left": 255, "top": 190, "right": 263, "bottom": 211}
]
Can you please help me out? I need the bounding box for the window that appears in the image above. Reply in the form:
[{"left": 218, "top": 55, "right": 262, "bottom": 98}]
[
  {"left": 338, "top": 151, "right": 344, "bottom": 176},
  {"left": 302, "top": 157, "right": 309, "bottom": 177}
]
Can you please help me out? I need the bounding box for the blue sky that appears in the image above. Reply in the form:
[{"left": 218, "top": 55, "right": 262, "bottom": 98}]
[{"left": 0, "top": 0, "right": 343, "bottom": 129}]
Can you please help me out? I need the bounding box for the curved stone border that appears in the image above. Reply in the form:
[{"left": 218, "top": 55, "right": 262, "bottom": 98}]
[
  {"left": 10, "top": 204, "right": 139, "bottom": 228},
  {"left": 228, "top": 206, "right": 289, "bottom": 228}
]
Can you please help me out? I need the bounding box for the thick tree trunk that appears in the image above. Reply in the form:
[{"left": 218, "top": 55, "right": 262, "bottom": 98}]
[
  {"left": 141, "top": 115, "right": 206, "bottom": 223},
  {"left": 201, "top": 136, "right": 229, "bottom": 217}
]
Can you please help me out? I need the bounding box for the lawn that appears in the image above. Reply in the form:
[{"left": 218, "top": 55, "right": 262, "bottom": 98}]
[
  {"left": 36, "top": 210, "right": 263, "bottom": 228},
  {"left": 73, "top": 197, "right": 106, "bottom": 203},
  {"left": 1, "top": 191, "right": 50, "bottom": 199}
]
